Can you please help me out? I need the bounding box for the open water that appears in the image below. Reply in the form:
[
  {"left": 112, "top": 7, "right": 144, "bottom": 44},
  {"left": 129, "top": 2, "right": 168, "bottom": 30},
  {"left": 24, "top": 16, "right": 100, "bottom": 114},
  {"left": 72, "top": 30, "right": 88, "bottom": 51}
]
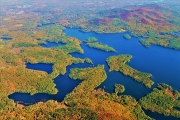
[{"left": 9, "top": 28, "right": 180, "bottom": 120}]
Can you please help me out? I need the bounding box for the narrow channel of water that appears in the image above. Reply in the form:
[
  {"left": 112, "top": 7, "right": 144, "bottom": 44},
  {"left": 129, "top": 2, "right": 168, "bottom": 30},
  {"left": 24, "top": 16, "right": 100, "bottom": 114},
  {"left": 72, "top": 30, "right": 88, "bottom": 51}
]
[
  {"left": 144, "top": 110, "right": 180, "bottom": 120},
  {"left": 1, "top": 37, "right": 12, "bottom": 41}
]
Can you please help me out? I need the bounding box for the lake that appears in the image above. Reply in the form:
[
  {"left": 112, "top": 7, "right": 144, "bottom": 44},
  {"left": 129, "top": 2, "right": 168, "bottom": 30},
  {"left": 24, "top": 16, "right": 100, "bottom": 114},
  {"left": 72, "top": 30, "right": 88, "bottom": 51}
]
[
  {"left": 9, "top": 28, "right": 180, "bottom": 120},
  {"left": 26, "top": 63, "right": 53, "bottom": 74},
  {"left": 9, "top": 63, "right": 91, "bottom": 106},
  {"left": 65, "top": 28, "right": 180, "bottom": 93},
  {"left": 1, "top": 37, "right": 12, "bottom": 41}
]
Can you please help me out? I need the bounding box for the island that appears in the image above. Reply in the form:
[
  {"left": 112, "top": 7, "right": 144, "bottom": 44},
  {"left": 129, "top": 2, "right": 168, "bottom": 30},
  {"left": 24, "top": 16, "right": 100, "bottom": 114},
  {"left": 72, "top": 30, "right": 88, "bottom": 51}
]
[
  {"left": 87, "top": 42, "right": 116, "bottom": 52},
  {"left": 84, "top": 37, "right": 116, "bottom": 52},
  {"left": 86, "top": 37, "right": 98, "bottom": 43},
  {"left": 114, "top": 84, "right": 125, "bottom": 94},
  {"left": 106, "top": 55, "right": 154, "bottom": 88},
  {"left": 123, "top": 34, "right": 132, "bottom": 40}
]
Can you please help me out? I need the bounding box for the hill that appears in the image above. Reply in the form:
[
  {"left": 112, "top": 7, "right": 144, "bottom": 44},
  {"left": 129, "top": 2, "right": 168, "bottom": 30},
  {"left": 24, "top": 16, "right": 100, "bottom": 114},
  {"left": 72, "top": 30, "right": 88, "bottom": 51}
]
[{"left": 69, "top": 4, "right": 180, "bottom": 35}]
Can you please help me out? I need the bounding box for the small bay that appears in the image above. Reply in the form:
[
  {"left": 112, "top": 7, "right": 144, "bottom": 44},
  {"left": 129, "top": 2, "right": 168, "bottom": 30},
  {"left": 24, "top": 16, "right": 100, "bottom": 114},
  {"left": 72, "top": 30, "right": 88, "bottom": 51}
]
[
  {"left": 9, "top": 63, "right": 90, "bottom": 106},
  {"left": 26, "top": 63, "right": 53, "bottom": 74}
]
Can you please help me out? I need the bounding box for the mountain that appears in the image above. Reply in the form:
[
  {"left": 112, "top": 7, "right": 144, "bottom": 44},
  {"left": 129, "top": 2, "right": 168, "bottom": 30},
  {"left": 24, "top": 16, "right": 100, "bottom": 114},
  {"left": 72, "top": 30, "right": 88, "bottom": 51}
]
[{"left": 70, "top": 4, "right": 180, "bottom": 35}]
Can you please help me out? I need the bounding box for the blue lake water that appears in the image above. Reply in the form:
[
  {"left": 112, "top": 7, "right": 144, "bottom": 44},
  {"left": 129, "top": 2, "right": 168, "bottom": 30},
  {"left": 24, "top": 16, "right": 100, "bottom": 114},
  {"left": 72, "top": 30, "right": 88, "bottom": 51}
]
[
  {"left": 26, "top": 63, "right": 53, "bottom": 74},
  {"left": 9, "top": 28, "right": 180, "bottom": 120},
  {"left": 144, "top": 110, "right": 180, "bottom": 120},
  {"left": 174, "top": 107, "right": 180, "bottom": 111},
  {"left": 1, "top": 37, "right": 12, "bottom": 41},
  {"left": 9, "top": 63, "right": 91, "bottom": 106},
  {"left": 65, "top": 28, "right": 180, "bottom": 93},
  {"left": 171, "top": 31, "right": 180, "bottom": 36}
]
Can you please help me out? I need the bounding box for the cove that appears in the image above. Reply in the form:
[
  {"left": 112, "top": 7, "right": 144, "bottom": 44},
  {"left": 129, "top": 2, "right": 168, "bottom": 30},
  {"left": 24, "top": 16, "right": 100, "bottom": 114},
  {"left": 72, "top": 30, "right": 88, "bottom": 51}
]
[
  {"left": 9, "top": 63, "right": 91, "bottom": 106},
  {"left": 1, "top": 37, "right": 12, "bottom": 41},
  {"left": 144, "top": 110, "right": 180, "bottom": 120},
  {"left": 174, "top": 107, "right": 180, "bottom": 111},
  {"left": 26, "top": 63, "right": 53, "bottom": 74}
]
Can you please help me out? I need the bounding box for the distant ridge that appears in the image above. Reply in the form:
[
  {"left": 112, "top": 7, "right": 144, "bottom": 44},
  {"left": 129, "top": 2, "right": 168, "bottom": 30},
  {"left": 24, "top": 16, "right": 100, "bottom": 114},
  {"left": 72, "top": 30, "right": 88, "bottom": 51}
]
[{"left": 76, "top": 4, "right": 180, "bottom": 34}]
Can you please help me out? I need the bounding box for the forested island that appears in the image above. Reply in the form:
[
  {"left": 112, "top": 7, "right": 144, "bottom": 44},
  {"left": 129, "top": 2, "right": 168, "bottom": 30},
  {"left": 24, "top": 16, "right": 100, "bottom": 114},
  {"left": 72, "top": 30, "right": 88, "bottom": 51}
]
[
  {"left": 84, "top": 37, "right": 116, "bottom": 52},
  {"left": 123, "top": 34, "right": 132, "bottom": 40},
  {"left": 114, "top": 84, "right": 125, "bottom": 94},
  {"left": 106, "top": 55, "right": 154, "bottom": 88}
]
